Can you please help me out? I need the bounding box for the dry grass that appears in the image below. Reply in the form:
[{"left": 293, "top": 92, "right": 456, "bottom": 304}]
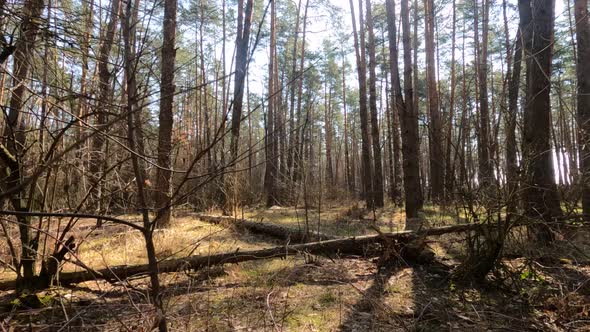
[
  {"left": 238, "top": 202, "right": 450, "bottom": 237},
  {"left": 0, "top": 204, "right": 589, "bottom": 331},
  {"left": 73, "top": 216, "right": 276, "bottom": 271}
]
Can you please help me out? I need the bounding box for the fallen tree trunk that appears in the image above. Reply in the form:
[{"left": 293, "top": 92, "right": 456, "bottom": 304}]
[
  {"left": 0, "top": 221, "right": 488, "bottom": 290},
  {"left": 193, "top": 214, "right": 339, "bottom": 242}
]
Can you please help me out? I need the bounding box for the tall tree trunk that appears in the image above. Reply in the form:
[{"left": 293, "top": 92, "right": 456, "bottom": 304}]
[
  {"left": 387, "top": 0, "right": 422, "bottom": 218},
  {"left": 75, "top": 0, "right": 93, "bottom": 177},
  {"left": 505, "top": 0, "right": 525, "bottom": 219},
  {"left": 287, "top": 0, "right": 302, "bottom": 183},
  {"left": 521, "top": 0, "right": 562, "bottom": 240},
  {"left": 229, "top": 0, "right": 254, "bottom": 163},
  {"left": 325, "top": 86, "right": 335, "bottom": 187},
  {"left": 392, "top": 97, "right": 403, "bottom": 204},
  {"left": 265, "top": 0, "right": 279, "bottom": 207},
  {"left": 89, "top": 0, "right": 121, "bottom": 221},
  {"left": 575, "top": 0, "right": 590, "bottom": 220},
  {"left": 385, "top": 72, "right": 402, "bottom": 203},
  {"left": 200, "top": 0, "right": 210, "bottom": 173},
  {"left": 445, "top": 0, "right": 457, "bottom": 201},
  {"left": 349, "top": 0, "right": 374, "bottom": 208},
  {"left": 475, "top": 0, "right": 492, "bottom": 188},
  {"left": 217, "top": 0, "right": 228, "bottom": 202},
  {"left": 227, "top": 0, "right": 254, "bottom": 211},
  {"left": 365, "top": 0, "right": 384, "bottom": 208},
  {"left": 424, "top": 0, "right": 444, "bottom": 202},
  {"left": 413, "top": 0, "right": 424, "bottom": 207},
  {"left": 342, "top": 49, "right": 355, "bottom": 194},
  {"left": 387, "top": 36, "right": 403, "bottom": 204},
  {"left": 154, "top": 0, "right": 177, "bottom": 227},
  {"left": 457, "top": 13, "right": 469, "bottom": 190},
  {"left": 292, "top": 0, "right": 309, "bottom": 185}
]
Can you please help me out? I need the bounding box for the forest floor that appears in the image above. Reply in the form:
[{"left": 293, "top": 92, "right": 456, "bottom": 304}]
[{"left": 1, "top": 203, "right": 589, "bottom": 331}]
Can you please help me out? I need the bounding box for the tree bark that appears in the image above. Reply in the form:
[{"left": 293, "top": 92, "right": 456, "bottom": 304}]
[
  {"left": 229, "top": 0, "right": 254, "bottom": 165},
  {"left": 424, "top": 0, "right": 444, "bottom": 202},
  {"left": 366, "top": 0, "right": 384, "bottom": 208},
  {"left": 325, "top": 87, "right": 335, "bottom": 187},
  {"left": 287, "top": 0, "right": 302, "bottom": 183},
  {"left": 265, "top": 0, "right": 279, "bottom": 207},
  {"left": 445, "top": 0, "right": 457, "bottom": 201},
  {"left": 505, "top": 0, "right": 526, "bottom": 219},
  {"left": 226, "top": 0, "right": 254, "bottom": 213},
  {"left": 413, "top": 0, "right": 424, "bottom": 206},
  {"left": 475, "top": 0, "right": 492, "bottom": 188},
  {"left": 89, "top": 0, "right": 121, "bottom": 221},
  {"left": 391, "top": 97, "right": 403, "bottom": 204},
  {"left": 342, "top": 49, "right": 355, "bottom": 194},
  {"left": 521, "top": 0, "right": 562, "bottom": 240},
  {"left": 349, "top": 0, "right": 374, "bottom": 208},
  {"left": 154, "top": 0, "right": 177, "bottom": 227},
  {"left": 292, "top": 0, "right": 310, "bottom": 185},
  {"left": 387, "top": 0, "right": 423, "bottom": 218},
  {"left": 575, "top": 0, "right": 590, "bottom": 220}
]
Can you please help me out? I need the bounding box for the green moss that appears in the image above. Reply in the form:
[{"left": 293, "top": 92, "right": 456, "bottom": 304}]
[{"left": 11, "top": 293, "right": 54, "bottom": 309}]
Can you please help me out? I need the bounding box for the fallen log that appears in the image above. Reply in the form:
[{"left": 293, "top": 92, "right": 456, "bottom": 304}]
[
  {"left": 0, "top": 221, "right": 490, "bottom": 290},
  {"left": 193, "top": 214, "right": 339, "bottom": 242}
]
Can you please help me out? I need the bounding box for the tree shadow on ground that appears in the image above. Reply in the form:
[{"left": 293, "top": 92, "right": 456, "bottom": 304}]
[
  {"left": 0, "top": 257, "right": 383, "bottom": 330},
  {"left": 409, "top": 263, "right": 540, "bottom": 330},
  {"left": 390, "top": 215, "right": 541, "bottom": 331},
  {"left": 1, "top": 289, "right": 158, "bottom": 331},
  {"left": 338, "top": 261, "right": 411, "bottom": 331},
  {"left": 531, "top": 260, "right": 590, "bottom": 329}
]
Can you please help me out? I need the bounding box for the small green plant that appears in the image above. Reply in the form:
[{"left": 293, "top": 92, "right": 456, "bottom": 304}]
[
  {"left": 520, "top": 269, "right": 544, "bottom": 282},
  {"left": 318, "top": 290, "right": 337, "bottom": 306},
  {"left": 10, "top": 293, "right": 55, "bottom": 309}
]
